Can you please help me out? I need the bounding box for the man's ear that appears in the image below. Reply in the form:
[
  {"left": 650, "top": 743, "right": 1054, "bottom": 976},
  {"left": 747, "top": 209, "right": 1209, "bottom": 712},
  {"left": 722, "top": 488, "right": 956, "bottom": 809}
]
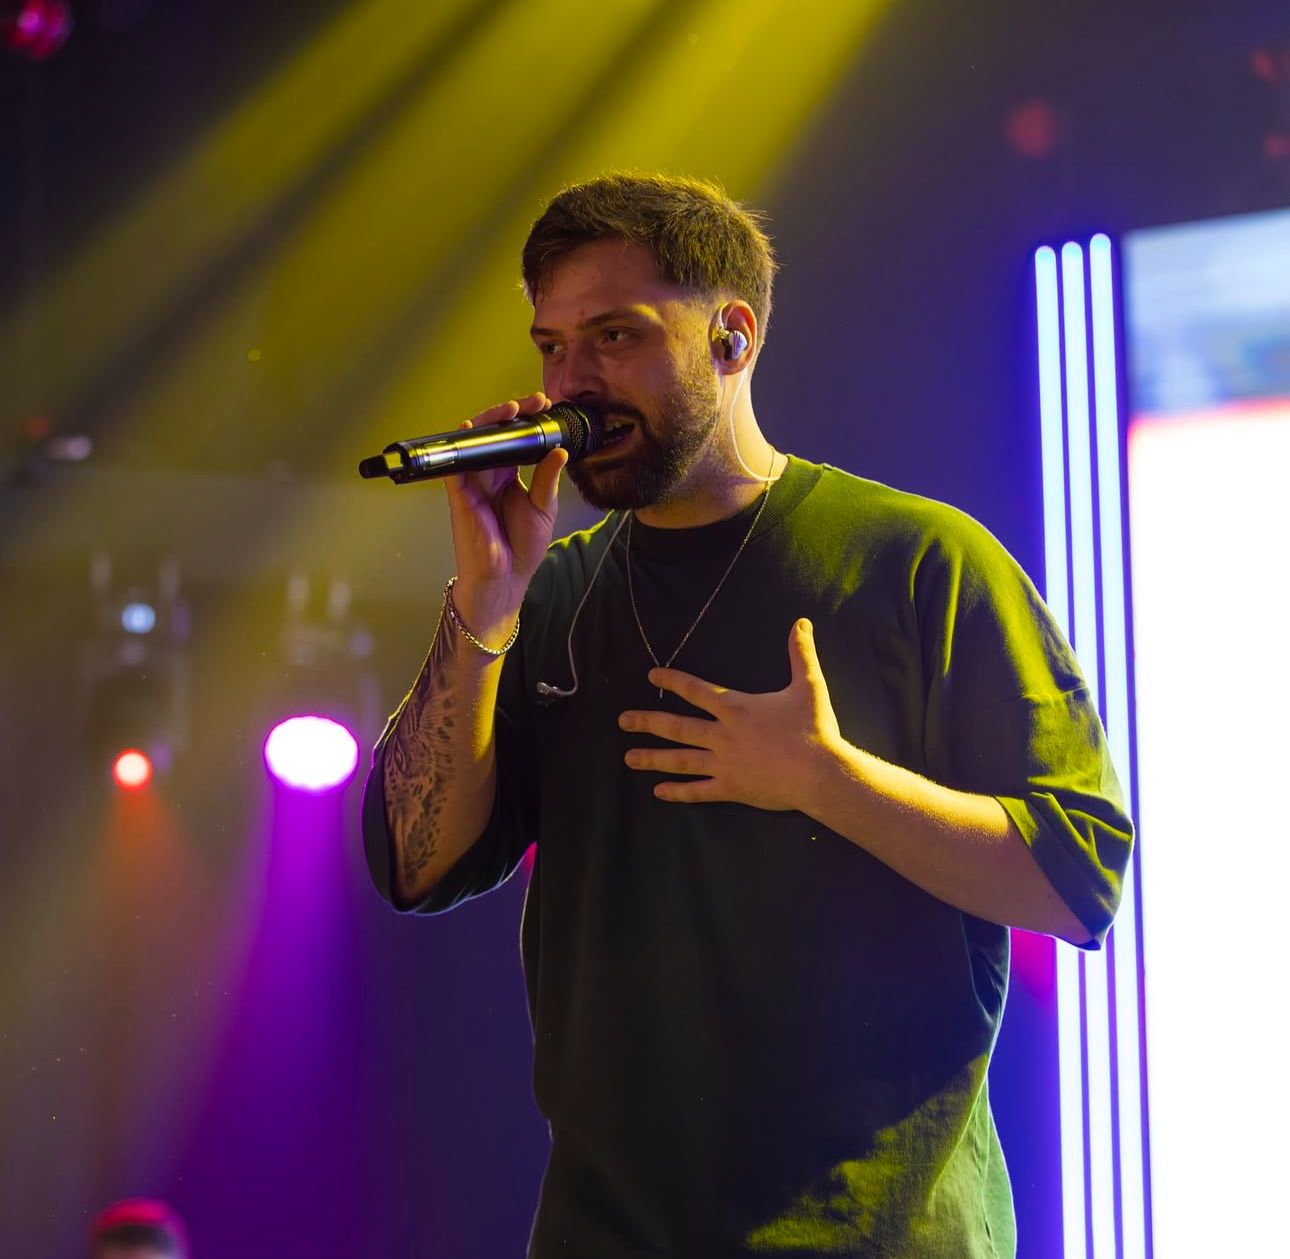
[{"left": 710, "top": 300, "right": 757, "bottom": 372}]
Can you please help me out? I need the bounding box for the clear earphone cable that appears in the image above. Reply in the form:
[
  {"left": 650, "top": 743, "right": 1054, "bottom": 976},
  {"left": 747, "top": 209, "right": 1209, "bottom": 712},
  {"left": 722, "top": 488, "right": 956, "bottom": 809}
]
[
  {"left": 536, "top": 508, "right": 631, "bottom": 700},
  {"left": 724, "top": 341, "right": 782, "bottom": 484}
]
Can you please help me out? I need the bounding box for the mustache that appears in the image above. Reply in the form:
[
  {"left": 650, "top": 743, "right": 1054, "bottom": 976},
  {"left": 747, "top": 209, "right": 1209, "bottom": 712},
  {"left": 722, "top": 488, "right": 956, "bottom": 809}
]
[{"left": 581, "top": 399, "right": 646, "bottom": 425}]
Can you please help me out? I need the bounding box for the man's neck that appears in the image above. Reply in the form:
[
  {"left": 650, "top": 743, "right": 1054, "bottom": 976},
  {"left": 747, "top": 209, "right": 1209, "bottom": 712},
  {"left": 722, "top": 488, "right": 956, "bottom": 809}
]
[
  {"left": 635, "top": 413, "right": 781, "bottom": 528},
  {"left": 633, "top": 468, "right": 774, "bottom": 528}
]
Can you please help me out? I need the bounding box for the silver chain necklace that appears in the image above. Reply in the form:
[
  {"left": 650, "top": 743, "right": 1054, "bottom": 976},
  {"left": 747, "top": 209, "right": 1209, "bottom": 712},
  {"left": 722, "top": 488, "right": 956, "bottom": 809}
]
[{"left": 625, "top": 455, "right": 779, "bottom": 696}]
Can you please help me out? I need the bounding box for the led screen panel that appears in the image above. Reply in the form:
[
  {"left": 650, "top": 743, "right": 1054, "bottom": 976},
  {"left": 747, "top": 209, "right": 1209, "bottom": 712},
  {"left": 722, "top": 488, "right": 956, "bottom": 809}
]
[{"left": 1124, "top": 207, "right": 1290, "bottom": 1259}]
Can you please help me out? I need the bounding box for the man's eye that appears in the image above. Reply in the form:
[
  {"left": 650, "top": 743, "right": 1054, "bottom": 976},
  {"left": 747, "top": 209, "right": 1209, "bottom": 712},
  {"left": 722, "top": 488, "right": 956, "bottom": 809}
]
[
  {"left": 537, "top": 342, "right": 561, "bottom": 356},
  {"left": 602, "top": 328, "right": 633, "bottom": 345}
]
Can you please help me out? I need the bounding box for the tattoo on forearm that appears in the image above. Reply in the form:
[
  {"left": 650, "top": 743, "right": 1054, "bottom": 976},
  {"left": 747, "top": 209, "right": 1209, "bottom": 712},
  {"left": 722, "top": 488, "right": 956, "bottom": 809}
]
[{"left": 385, "top": 614, "right": 459, "bottom": 889}]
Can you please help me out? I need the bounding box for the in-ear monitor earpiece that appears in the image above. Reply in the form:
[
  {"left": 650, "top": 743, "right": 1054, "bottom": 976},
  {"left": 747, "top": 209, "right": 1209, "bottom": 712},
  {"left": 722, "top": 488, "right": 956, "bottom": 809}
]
[{"left": 714, "top": 324, "right": 748, "bottom": 362}]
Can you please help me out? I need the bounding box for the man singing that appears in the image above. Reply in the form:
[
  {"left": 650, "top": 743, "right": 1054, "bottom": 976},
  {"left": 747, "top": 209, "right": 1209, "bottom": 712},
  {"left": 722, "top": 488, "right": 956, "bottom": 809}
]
[{"left": 361, "top": 172, "right": 1132, "bottom": 1256}]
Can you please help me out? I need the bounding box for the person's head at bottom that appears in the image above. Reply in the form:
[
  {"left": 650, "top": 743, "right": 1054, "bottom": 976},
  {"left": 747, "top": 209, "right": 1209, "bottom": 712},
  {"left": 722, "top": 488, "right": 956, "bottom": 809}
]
[{"left": 89, "top": 1199, "right": 188, "bottom": 1259}]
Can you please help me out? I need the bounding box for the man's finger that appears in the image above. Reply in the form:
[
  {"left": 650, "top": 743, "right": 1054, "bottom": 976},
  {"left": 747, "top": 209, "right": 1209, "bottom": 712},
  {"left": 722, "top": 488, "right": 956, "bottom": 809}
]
[
  {"left": 516, "top": 391, "right": 551, "bottom": 414},
  {"left": 647, "top": 667, "right": 734, "bottom": 714},
  {"left": 787, "top": 618, "right": 820, "bottom": 688},
  {"left": 471, "top": 401, "right": 520, "bottom": 427},
  {"left": 654, "top": 778, "right": 726, "bottom": 804},
  {"left": 618, "top": 709, "right": 718, "bottom": 748},
  {"left": 441, "top": 420, "right": 505, "bottom": 503},
  {"left": 529, "top": 447, "right": 567, "bottom": 516},
  {"left": 625, "top": 747, "right": 715, "bottom": 777}
]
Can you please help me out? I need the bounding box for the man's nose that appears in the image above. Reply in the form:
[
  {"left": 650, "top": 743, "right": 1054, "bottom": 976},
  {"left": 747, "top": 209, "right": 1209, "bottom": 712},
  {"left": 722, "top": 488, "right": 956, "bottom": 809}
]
[{"left": 553, "top": 341, "right": 604, "bottom": 400}]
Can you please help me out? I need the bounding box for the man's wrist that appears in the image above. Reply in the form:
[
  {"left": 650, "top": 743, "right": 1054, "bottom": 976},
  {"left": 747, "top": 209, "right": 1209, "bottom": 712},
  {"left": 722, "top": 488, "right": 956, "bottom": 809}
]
[
  {"left": 791, "top": 733, "right": 873, "bottom": 826},
  {"left": 443, "top": 577, "right": 520, "bottom": 656}
]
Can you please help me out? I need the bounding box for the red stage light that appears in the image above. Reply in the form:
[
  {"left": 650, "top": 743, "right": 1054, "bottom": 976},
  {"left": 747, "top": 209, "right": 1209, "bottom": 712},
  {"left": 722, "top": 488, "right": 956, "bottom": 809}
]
[
  {"left": 1, "top": 1, "right": 72, "bottom": 61},
  {"left": 112, "top": 749, "right": 153, "bottom": 790},
  {"left": 1004, "top": 97, "right": 1063, "bottom": 161}
]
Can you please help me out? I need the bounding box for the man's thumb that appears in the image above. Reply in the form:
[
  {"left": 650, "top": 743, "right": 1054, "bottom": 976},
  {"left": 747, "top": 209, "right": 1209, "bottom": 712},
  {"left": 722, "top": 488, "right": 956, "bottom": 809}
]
[{"left": 788, "top": 618, "right": 819, "bottom": 686}]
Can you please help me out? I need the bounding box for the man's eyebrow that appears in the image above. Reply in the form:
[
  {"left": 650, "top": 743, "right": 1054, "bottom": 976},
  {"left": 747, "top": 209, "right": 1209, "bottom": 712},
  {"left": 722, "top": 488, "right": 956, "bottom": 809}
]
[{"left": 529, "top": 306, "right": 655, "bottom": 339}]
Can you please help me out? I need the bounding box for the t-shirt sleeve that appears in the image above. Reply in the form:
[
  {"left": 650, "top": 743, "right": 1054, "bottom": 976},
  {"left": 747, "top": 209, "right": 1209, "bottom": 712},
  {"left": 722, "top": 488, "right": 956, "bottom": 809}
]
[
  {"left": 359, "top": 624, "right": 540, "bottom": 916},
  {"left": 913, "top": 509, "right": 1134, "bottom": 948}
]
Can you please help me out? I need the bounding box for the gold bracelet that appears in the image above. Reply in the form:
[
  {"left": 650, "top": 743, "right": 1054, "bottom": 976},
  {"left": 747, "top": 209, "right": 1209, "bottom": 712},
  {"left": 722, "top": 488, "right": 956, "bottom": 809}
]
[{"left": 442, "top": 576, "right": 520, "bottom": 657}]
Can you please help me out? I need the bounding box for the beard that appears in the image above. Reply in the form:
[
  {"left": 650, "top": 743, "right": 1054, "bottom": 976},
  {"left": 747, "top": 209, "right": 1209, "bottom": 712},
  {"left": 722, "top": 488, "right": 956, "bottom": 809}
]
[{"left": 565, "top": 349, "right": 722, "bottom": 511}]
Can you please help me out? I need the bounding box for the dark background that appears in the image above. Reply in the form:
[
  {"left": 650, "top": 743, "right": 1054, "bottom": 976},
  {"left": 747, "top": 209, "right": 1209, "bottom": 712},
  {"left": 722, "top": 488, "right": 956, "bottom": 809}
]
[{"left": 2, "top": 1, "right": 1286, "bottom": 1254}]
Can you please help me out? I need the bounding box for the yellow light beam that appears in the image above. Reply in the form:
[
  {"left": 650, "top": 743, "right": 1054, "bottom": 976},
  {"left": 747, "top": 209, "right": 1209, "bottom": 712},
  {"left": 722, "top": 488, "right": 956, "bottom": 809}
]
[
  {"left": 0, "top": 0, "right": 495, "bottom": 422},
  {"left": 265, "top": 0, "right": 890, "bottom": 592},
  {"left": 374, "top": 0, "right": 891, "bottom": 456}
]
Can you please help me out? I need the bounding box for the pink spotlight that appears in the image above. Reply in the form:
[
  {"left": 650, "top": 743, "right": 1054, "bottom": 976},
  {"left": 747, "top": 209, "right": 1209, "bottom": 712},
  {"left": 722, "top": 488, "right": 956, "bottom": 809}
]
[
  {"left": 264, "top": 715, "right": 358, "bottom": 792},
  {"left": 2, "top": 1, "right": 73, "bottom": 60},
  {"left": 112, "top": 748, "right": 153, "bottom": 790}
]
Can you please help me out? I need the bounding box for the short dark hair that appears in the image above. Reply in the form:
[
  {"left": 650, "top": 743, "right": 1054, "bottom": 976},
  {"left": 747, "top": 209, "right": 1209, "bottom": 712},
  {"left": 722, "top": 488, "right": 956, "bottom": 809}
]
[{"left": 521, "top": 172, "right": 777, "bottom": 333}]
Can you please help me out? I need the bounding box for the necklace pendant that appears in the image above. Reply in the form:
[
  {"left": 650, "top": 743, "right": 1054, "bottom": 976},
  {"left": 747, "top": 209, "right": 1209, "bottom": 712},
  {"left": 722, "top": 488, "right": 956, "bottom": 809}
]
[{"left": 624, "top": 470, "right": 776, "bottom": 712}]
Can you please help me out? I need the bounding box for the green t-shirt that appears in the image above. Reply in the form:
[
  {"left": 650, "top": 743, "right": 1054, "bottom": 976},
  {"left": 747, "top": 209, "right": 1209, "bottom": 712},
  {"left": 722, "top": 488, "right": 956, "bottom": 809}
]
[{"left": 363, "top": 457, "right": 1132, "bottom": 1257}]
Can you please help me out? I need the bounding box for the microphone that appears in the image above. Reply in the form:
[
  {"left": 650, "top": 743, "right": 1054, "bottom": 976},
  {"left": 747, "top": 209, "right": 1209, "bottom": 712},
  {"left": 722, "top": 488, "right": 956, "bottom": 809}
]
[{"left": 358, "top": 403, "right": 604, "bottom": 485}]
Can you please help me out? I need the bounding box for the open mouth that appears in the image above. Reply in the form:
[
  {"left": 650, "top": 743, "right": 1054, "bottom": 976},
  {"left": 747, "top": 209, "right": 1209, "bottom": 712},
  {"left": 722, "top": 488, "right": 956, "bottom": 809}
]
[{"left": 596, "top": 420, "right": 635, "bottom": 451}]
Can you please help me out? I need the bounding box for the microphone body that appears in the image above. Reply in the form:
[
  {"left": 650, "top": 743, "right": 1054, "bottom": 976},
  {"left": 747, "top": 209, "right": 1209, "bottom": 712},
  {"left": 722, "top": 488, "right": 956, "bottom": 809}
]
[{"left": 359, "top": 403, "right": 604, "bottom": 484}]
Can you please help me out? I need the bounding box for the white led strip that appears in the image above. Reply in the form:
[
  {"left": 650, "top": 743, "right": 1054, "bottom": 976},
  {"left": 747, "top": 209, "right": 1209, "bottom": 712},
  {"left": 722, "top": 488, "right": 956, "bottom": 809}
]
[
  {"left": 1034, "top": 245, "right": 1087, "bottom": 1259},
  {"left": 1088, "top": 235, "right": 1147, "bottom": 1259},
  {"left": 1034, "top": 239, "right": 1148, "bottom": 1259}
]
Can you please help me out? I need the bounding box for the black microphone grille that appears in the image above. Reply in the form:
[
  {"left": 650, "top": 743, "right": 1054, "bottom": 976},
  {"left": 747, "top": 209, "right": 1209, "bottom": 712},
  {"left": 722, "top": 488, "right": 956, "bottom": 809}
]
[{"left": 548, "top": 403, "right": 605, "bottom": 463}]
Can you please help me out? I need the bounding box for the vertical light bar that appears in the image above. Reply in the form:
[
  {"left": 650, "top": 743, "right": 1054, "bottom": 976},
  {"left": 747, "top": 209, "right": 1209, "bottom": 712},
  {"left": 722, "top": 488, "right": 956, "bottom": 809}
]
[
  {"left": 1035, "top": 248, "right": 1070, "bottom": 633},
  {"left": 1083, "top": 934, "right": 1115, "bottom": 1258},
  {"left": 1089, "top": 233, "right": 1147, "bottom": 1259},
  {"left": 1059, "top": 241, "right": 1116, "bottom": 1259},
  {"left": 1035, "top": 244, "right": 1087, "bottom": 1259},
  {"left": 1088, "top": 237, "right": 1129, "bottom": 756},
  {"left": 1040, "top": 236, "right": 1148, "bottom": 1258},
  {"left": 1059, "top": 244, "right": 1100, "bottom": 708}
]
